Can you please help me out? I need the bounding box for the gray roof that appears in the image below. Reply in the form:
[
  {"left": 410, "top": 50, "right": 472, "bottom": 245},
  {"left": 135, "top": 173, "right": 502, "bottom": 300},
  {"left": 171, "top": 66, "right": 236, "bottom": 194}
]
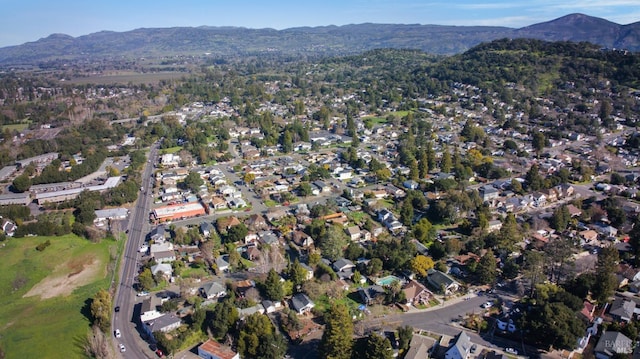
[
  {"left": 427, "top": 269, "right": 458, "bottom": 288},
  {"left": 609, "top": 299, "right": 636, "bottom": 320},
  {"left": 333, "top": 258, "right": 355, "bottom": 272},
  {"left": 95, "top": 208, "right": 129, "bottom": 219},
  {"left": 149, "top": 225, "right": 166, "bottom": 240},
  {"left": 405, "top": 334, "right": 436, "bottom": 359},
  {"left": 145, "top": 314, "right": 181, "bottom": 332},
  {"left": 291, "top": 293, "right": 314, "bottom": 313},
  {"left": 447, "top": 331, "right": 472, "bottom": 358},
  {"left": 202, "top": 281, "right": 226, "bottom": 297},
  {"left": 595, "top": 331, "right": 633, "bottom": 355}
]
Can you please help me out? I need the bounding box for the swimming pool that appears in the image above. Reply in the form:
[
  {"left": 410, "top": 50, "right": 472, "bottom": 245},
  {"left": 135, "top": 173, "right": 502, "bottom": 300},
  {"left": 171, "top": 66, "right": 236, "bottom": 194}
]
[{"left": 376, "top": 275, "right": 401, "bottom": 286}]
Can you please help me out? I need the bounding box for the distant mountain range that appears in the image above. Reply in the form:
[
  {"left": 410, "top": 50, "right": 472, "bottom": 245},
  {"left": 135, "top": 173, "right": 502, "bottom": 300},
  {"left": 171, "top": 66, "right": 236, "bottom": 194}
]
[{"left": 0, "top": 13, "right": 638, "bottom": 65}]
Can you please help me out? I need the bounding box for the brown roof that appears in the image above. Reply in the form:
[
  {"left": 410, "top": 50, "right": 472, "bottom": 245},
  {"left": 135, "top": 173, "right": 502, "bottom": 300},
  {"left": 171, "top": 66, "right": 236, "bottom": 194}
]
[
  {"left": 199, "top": 339, "right": 238, "bottom": 359},
  {"left": 403, "top": 280, "right": 429, "bottom": 301}
]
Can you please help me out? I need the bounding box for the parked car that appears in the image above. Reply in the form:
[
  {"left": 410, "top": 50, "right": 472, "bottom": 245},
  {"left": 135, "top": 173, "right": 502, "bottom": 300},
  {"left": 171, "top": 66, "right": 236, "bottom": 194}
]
[
  {"left": 481, "top": 301, "right": 493, "bottom": 309},
  {"left": 114, "top": 329, "right": 121, "bottom": 338},
  {"left": 137, "top": 291, "right": 149, "bottom": 297},
  {"left": 505, "top": 348, "right": 518, "bottom": 355},
  {"left": 114, "top": 306, "right": 120, "bottom": 312},
  {"left": 155, "top": 349, "right": 164, "bottom": 357}
]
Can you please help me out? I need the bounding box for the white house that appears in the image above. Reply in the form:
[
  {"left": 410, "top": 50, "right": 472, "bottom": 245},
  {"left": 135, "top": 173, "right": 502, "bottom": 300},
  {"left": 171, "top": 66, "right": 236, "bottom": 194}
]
[{"left": 445, "top": 331, "right": 472, "bottom": 359}]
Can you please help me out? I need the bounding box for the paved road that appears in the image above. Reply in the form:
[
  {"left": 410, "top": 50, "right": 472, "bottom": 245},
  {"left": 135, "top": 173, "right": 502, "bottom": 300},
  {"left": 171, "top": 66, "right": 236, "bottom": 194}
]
[
  {"left": 361, "top": 293, "right": 539, "bottom": 358},
  {"left": 112, "top": 143, "right": 159, "bottom": 358}
]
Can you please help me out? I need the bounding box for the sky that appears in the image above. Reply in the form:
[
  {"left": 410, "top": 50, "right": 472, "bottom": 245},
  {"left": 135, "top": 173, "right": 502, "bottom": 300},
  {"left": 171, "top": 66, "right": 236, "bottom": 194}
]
[{"left": 1, "top": 0, "right": 640, "bottom": 48}]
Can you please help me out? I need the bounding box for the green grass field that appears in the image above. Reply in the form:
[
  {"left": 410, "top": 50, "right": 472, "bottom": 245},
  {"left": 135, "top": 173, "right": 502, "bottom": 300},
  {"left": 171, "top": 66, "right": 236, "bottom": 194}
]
[
  {"left": 0, "top": 234, "right": 118, "bottom": 358},
  {"left": 161, "top": 146, "right": 183, "bottom": 155},
  {"left": 1, "top": 123, "right": 29, "bottom": 132}
]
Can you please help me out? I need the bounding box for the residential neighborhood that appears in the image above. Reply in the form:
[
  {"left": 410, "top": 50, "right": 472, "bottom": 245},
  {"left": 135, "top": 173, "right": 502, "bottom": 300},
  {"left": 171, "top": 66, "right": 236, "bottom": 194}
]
[{"left": 1, "top": 31, "right": 640, "bottom": 359}]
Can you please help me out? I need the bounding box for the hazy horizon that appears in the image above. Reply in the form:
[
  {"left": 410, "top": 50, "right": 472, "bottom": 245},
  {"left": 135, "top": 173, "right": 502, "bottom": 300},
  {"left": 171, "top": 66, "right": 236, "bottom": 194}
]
[{"left": 2, "top": 0, "right": 639, "bottom": 48}]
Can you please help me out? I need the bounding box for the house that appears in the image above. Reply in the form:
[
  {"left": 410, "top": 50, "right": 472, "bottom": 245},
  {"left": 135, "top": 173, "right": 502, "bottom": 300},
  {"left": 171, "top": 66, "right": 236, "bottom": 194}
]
[
  {"left": 594, "top": 331, "right": 632, "bottom": 359},
  {"left": 149, "top": 225, "right": 167, "bottom": 242},
  {"left": 579, "top": 229, "right": 599, "bottom": 244},
  {"left": 93, "top": 208, "right": 129, "bottom": 226},
  {"left": 140, "top": 297, "right": 163, "bottom": 322},
  {"left": 487, "top": 220, "right": 502, "bottom": 233},
  {"left": 215, "top": 255, "right": 230, "bottom": 272},
  {"left": 258, "top": 230, "right": 279, "bottom": 245},
  {"left": 333, "top": 258, "right": 356, "bottom": 273},
  {"left": 198, "top": 339, "right": 240, "bottom": 359},
  {"left": 531, "top": 192, "right": 547, "bottom": 207},
  {"left": 210, "top": 196, "right": 227, "bottom": 210},
  {"left": 200, "top": 221, "right": 214, "bottom": 238},
  {"left": 404, "top": 333, "right": 437, "bottom": 359},
  {"left": 312, "top": 181, "right": 331, "bottom": 193},
  {"left": 144, "top": 314, "right": 181, "bottom": 335},
  {"left": 246, "top": 214, "right": 268, "bottom": 231},
  {"left": 609, "top": 298, "right": 636, "bottom": 323},
  {"left": 262, "top": 300, "right": 282, "bottom": 314},
  {"left": 541, "top": 188, "right": 558, "bottom": 202},
  {"left": 403, "top": 180, "right": 419, "bottom": 190},
  {"left": 290, "top": 293, "right": 315, "bottom": 314},
  {"left": 150, "top": 263, "right": 173, "bottom": 281},
  {"left": 299, "top": 263, "right": 315, "bottom": 281},
  {"left": 617, "top": 264, "right": 640, "bottom": 282},
  {"left": 479, "top": 185, "right": 500, "bottom": 202},
  {"left": 359, "top": 285, "right": 386, "bottom": 306},
  {"left": 385, "top": 184, "right": 406, "bottom": 198},
  {"left": 291, "top": 230, "right": 314, "bottom": 248},
  {"left": 403, "top": 279, "right": 433, "bottom": 306},
  {"left": 238, "top": 304, "right": 265, "bottom": 318},
  {"left": 243, "top": 246, "right": 261, "bottom": 261},
  {"left": 445, "top": 331, "right": 473, "bottom": 359},
  {"left": 153, "top": 250, "right": 176, "bottom": 263},
  {"left": 1, "top": 218, "right": 17, "bottom": 237},
  {"left": 426, "top": 269, "right": 460, "bottom": 295},
  {"left": 345, "top": 226, "right": 362, "bottom": 241},
  {"left": 234, "top": 280, "right": 256, "bottom": 298},
  {"left": 580, "top": 301, "right": 596, "bottom": 322},
  {"left": 201, "top": 282, "right": 227, "bottom": 299}
]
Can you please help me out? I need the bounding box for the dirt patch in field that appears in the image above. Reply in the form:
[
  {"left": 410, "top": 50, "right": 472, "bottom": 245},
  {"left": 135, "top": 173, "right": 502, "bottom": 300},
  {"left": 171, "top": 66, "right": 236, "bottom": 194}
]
[{"left": 23, "top": 254, "right": 104, "bottom": 299}]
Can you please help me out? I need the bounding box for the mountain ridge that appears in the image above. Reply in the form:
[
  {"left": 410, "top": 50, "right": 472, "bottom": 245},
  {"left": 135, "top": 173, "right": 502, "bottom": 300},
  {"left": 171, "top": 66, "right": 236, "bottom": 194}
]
[{"left": 1, "top": 13, "right": 638, "bottom": 65}]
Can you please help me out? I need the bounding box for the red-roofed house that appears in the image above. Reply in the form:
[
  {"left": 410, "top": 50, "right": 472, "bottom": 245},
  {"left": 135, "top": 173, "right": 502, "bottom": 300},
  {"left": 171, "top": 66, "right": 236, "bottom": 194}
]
[
  {"left": 198, "top": 339, "right": 239, "bottom": 359},
  {"left": 580, "top": 301, "right": 596, "bottom": 322}
]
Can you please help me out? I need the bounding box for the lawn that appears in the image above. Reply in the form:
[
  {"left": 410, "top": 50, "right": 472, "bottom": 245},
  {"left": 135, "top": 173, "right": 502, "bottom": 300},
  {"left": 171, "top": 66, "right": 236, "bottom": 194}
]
[
  {"left": 0, "top": 234, "right": 117, "bottom": 358},
  {"left": 161, "top": 146, "right": 183, "bottom": 155}
]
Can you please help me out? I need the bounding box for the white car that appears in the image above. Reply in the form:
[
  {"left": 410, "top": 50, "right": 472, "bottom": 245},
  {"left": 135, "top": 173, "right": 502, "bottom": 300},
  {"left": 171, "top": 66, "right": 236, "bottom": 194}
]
[
  {"left": 114, "top": 329, "right": 121, "bottom": 338},
  {"left": 137, "top": 291, "right": 149, "bottom": 297},
  {"left": 481, "top": 301, "right": 493, "bottom": 308},
  {"left": 505, "top": 348, "right": 518, "bottom": 355},
  {"left": 119, "top": 344, "right": 126, "bottom": 352}
]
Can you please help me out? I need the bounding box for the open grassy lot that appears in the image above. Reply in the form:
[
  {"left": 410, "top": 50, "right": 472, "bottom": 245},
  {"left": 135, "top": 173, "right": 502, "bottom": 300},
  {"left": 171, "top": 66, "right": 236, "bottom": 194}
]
[
  {"left": 161, "top": 146, "right": 183, "bottom": 155},
  {"left": 0, "top": 234, "right": 118, "bottom": 358}
]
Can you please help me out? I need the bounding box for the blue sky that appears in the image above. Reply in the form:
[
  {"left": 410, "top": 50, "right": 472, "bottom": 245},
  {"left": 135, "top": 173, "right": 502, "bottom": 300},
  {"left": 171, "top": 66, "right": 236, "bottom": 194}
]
[{"left": 1, "top": 0, "right": 639, "bottom": 48}]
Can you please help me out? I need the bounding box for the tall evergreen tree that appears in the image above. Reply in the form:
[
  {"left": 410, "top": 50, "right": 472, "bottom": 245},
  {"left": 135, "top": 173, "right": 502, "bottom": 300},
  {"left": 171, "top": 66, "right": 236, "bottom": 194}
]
[
  {"left": 353, "top": 333, "right": 393, "bottom": 359},
  {"left": 319, "top": 303, "right": 354, "bottom": 359},
  {"left": 592, "top": 246, "right": 619, "bottom": 303},
  {"left": 477, "top": 250, "right": 497, "bottom": 285}
]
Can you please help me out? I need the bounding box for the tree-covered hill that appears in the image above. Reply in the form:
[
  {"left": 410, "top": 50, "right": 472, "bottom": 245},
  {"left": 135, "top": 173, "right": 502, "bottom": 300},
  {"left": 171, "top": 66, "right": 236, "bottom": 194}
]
[
  {"left": 1, "top": 13, "right": 639, "bottom": 65},
  {"left": 426, "top": 38, "right": 640, "bottom": 94}
]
